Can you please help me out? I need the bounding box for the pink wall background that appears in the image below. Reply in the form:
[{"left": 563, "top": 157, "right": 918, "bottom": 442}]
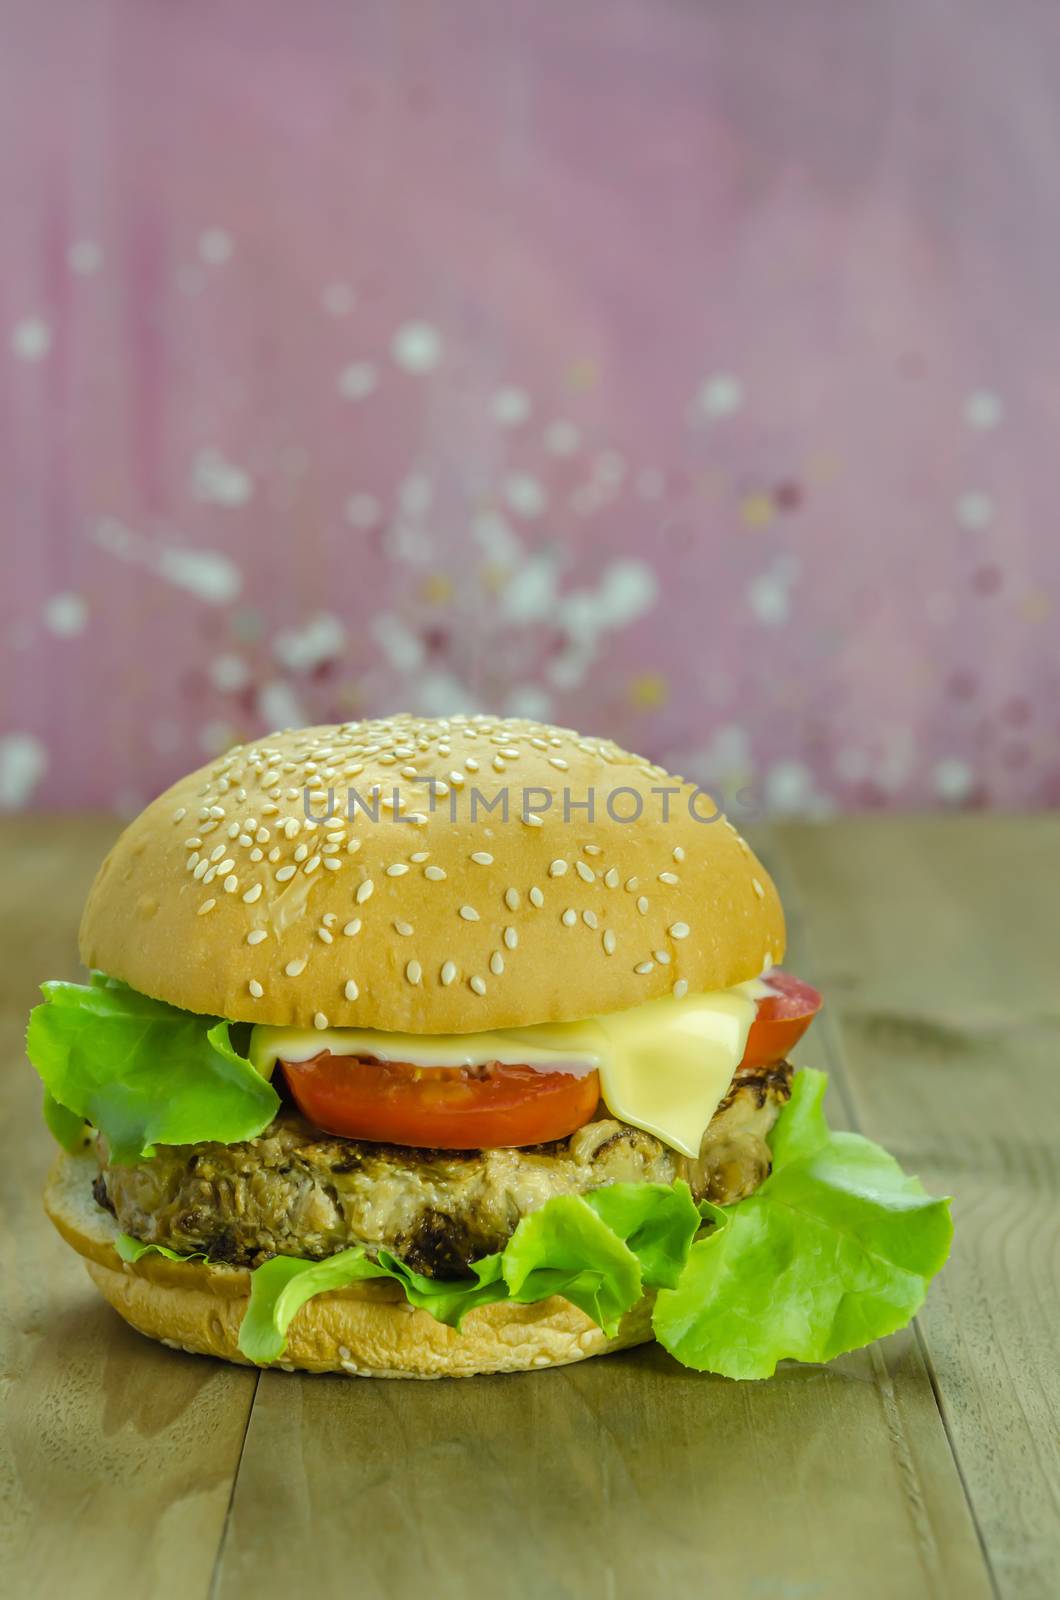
[{"left": 3, "top": 0, "right": 1058, "bottom": 815}]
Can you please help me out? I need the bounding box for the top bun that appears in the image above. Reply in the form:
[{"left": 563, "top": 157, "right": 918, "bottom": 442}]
[{"left": 80, "top": 715, "right": 784, "bottom": 1033}]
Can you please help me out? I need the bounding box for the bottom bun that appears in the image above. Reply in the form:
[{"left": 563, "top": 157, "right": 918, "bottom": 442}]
[{"left": 44, "top": 1149, "right": 655, "bottom": 1378}]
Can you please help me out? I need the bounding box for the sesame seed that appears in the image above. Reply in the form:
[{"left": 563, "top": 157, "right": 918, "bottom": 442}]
[
  {"left": 318, "top": 928, "right": 334, "bottom": 944},
  {"left": 239, "top": 834, "right": 253, "bottom": 848},
  {"left": 198, "top": 899, "right": 216, "bottom": 915},
  {"left": 583, "top": 844, "right": 603, "bottom": 856},
  {"left": 394, "top": 920, "right": 414, "bottom": 936},
  {"left": 342, "top": 919, "right": 362, "bottom": 936},
  {"left": 424, "top": 865, "right": 447, "bottom": 881},
  {"left": 249, "top": 980, "right": 263, "bottom": 998},
  {"left": 659, "top": 871, "right": 679, "bottom": 885},
  {"left": 294, "top": 844, "right": 309, "bottom": 863},
  {"left": 356, "top": 879, "right": 374, "bottom": 903},
  {"left": 548, "top": 757, "right": 569, "bottom": 770},
  {"left": 752, "top": 878, "right": 765, "bottom": 898},
  {"left": 202, "top": 867, "right": 218, "bottom": 886},
  {"left": 285, "top": 958, "right": 307, "bottom": 977},
  {"left": 227, "top": 821, "right": 241, "bottom": 839},
  {"left": 344, "top": 980, "right": 359, "bottom": 1001},
  {"left": 275, "top": 865, "right": 297, "bottom": 882},
  {"left": 603, "top": 929, "right": 617, "bottom": 955},
  {"left": 223, "top": 874, "right": 238, "bottom": 893},
  {"left": 637, "top": 896, "right": 649, "bottom": 914},
  {"left": 247, "top": 929, "right": 267, "bottom": 945},
  {"left": 529, "top": 886, "right": 544, "bottom": 907},
  {"left": 183, "top": 837, "right": 203, "bottom": 849},
  {"left": 523, "top": 812, "right": 544, "bottom": 828},
  {"left": 210, "top": 843, "right": 226, "bottom": 862},
  {"left": 173, "top": 807, "right": 187, "bottom": 822},
  {"left": 459, "top": 905, "right": 480, "bottom": 922},
  {"left": 490, "top": 951, "right": 504, "bottom": 975},
  {"left": 470, "top": 852, "right": 494, "bottom": 866},
  {"left": 314, "top": 1012, "right": 329, "bottom": 1030},
  {"left": 548, "top": 860, "right": 568, "bottom": 877},
  {"left": 492, "top": 755, "right": 506, "bottom": 773},
  {"left": 505, "top": 887, "right": 520, "bottom": 911},
  {"left": 323, "top": 857, "right": 342, "bottom": 871},
  {"left": 669, "top": 922, "right": 691, "bottom": 939},
  {"left": 386, "top": 863, "right": 410, "bottom": 877},
  {"left": 346, "top": 838, "right": 361, "bottom": 853},
  {"left": 503, "top": 926, "right": 518, "bottom": 950},
  {"left": 673, "top": 846, "right": 686, "bottom": 863},
  {"left": 654, "top": 950, "right": 671, "bottom": 965},
  {"left": 441, "top": 961, "right": 458, "bottom": 986},
  {"left": 575, "top": 861, "right": 595, "bottom": 883},
  {"left": 208, "top": 805, "right": 225, "bottom": 818},
  {"left": 562, "top": 909, "right": 577, "bottom": 927},
  {"left": 673, "top": 978, "right": 689, "bottom": 999},
  {"left": 303, "top": 855, "right": 321, "bottom": 874},
  {"left": 634, "top": 960, "right": 655, "bottom": 975},
  {"left": 604, "top": 868, "right": 619, "bottom": 889},
  {"left": 324, "top": 912, "right": 338, "bottom": 927},
  {"left": 250, "top": 847, "right": 264, "bottom": 862},
  {"left": 406, "top": 960, "right": 422, "bottom": 986},
  {"left": 469, "top": 975, "right": 487, "bottom": 996},
  {"left": 625, "top": 876, "right": 639, "bottom": 891},
  {"left": 267, "top": 848, "right": 281, "bottom": 863},
  {"left": 410, "top": 851, "right": 429, "bottom": 863},
  {"left": 187, "top": 853, "right": 200, "bottom": 872}
]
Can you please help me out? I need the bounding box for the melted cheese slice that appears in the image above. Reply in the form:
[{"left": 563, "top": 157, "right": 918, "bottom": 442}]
[{"left": 249, "top": 980, "right": 770, "bottom": 1158}]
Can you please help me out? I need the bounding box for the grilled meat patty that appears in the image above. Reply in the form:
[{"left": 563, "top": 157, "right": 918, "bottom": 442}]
[{"left": 95, "top": 1061, "right": 792, "bottom": 1277}]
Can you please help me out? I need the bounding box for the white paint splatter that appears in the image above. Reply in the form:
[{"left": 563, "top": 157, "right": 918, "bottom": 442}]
[
  {"left": 373, "top": 614, "right": 425, "bottom": 672},
  {"left": 500, "top": 551, "right": 559, "bottom": 623},
  {"left": 43, "top": 592, "right": 88, "bottom": 636},
  {"left": 963, "top": 390, "right": 1003, "bottom": 430},
  {"left": 543, "top": 420, "right": 580, "bottom": 456},
  {"left": 398, "top": 474, "right": 433, "bottom": 518},
  {"left": 491, "top": 387, "right": 531, "bottom": 426},
  {"left": 337, "top": 362, "right": 378, "bottom": 401},
  {"left": 91, "top": 516, "right": 243, "bottom": 604},
  {"left": 257, "top": 680, "right": 306, "bottom": 731},
  {"left": 191, "top": 447, "right": 254, "bottom": 507},
  {"left": 955, "top": 490, "right": 994, "bottom": 531},
  {"left": 933, "top": 758, "right": 974, "bottom": 802},
  {"left": 198, "top": 228, "right": 234, "bottom": 265},
  {"left": 0, "top": 734, "right": 48, "bottom": 809},
  {"left": 548, "top": 560, "right": 660, "bottom": 688},
  {"left": 208, "top": 654, "right": 251, "bottom": 692},
  {"left": 505, "top": 685, "right": 554, "bottom": 721},
  {"left": 748, "top": 557, "right": 800, "bottom": 626},
  {"left": 67, "top": 241, "right": 103, "bottom": 275},
  {"left": 391, "top": 322, "right": 443, "bottom": 374},
  {"left": 503, "top": 473, "right": 548, "bottom": 519},
  {"left": 345, "top": 493, "right": 382, "bottom": 529},
  {"left": 321, "top": 283, "right": 355, "bottom": 315},
  {"left": 11, "top": 318, "right": 52, "bottom": 362},
  {"left": 272, "top": 614, "right": 346, "bottom": 672},
  {"left": 157, "top": 547, "right": 243, "bottom": 604},
  {"left": 198, "top": 720, "right": 235, "bottom": 755},
  {"left": 472, "top": 510, "right": 523, "bottom": 567},
  {"left": 689, "top": 373, "right": 744, "bottom": 425}
]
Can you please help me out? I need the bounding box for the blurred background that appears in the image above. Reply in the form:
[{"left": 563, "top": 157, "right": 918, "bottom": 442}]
[{"left": 3, "top": 0, "right": 1058, "bottom": 817}]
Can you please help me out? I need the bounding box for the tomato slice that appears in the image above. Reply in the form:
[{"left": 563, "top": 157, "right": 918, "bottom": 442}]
[
  {"left": 280, "top": 1054, "right": 601, "bottom": 1150},
  {"left": 740, "top": 970, "right": 823, "bottom": 1069}
]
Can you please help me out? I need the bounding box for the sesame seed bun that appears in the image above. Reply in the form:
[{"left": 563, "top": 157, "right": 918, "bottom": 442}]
[
  {"left": 80, "top": 715, "right": 784, "bottom": 1031},
  {"left": 45, "top": 1148, "right": 654, "bottom": 1377}
]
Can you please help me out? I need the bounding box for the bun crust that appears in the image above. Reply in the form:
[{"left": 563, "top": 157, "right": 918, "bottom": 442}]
[
  {"left": 80, "top": 714, "right": 783, "bottom": 1032},
  {"left": 45, "top": 1150, "right": 654, "bottom": 1378}
]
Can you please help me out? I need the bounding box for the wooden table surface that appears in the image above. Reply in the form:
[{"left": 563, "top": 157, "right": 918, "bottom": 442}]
[{"left": 1, "top": 816, "right": 1056, "bottom": 1600}]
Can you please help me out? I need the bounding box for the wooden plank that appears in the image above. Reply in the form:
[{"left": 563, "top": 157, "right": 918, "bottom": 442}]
[
  {"left": 0, "top": 820, "right": 256, "bottom": 1600},
  {"left": 214, "top": 1333, "right": 990, "bottom": 1600},
  {"left": 770, "top": 815, "right": 1060, "bottom": 1600},
  {"left": 213, "top": 822, "right": 992, "bottom": 1600}
]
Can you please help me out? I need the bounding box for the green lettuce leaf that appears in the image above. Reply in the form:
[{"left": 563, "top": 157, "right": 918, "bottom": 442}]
[
  {"left": 652, "top": 1070, "right": 953, "bottom": 1378},
  {"left": 27, "top": 979, "right": 279, "bottom": 1164},
  {"left": 42, "top": 1089, "right": 88, "bottom": 1152},
  {"left": 115, "top": 1233, "right": 210, "bottom": 1264}
]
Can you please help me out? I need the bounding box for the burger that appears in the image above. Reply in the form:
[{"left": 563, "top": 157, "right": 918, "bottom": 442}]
[{"left": 28, "top": 715, "right": 951, "bottom": 1379}]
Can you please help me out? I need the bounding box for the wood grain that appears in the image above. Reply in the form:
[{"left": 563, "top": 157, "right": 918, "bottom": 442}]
[
  {"left": 770, "top": 816, "right": 1060, "bottom": 1600},
  {"left": 0, "top": 820, "right": 259, "bottom": 1600}
]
